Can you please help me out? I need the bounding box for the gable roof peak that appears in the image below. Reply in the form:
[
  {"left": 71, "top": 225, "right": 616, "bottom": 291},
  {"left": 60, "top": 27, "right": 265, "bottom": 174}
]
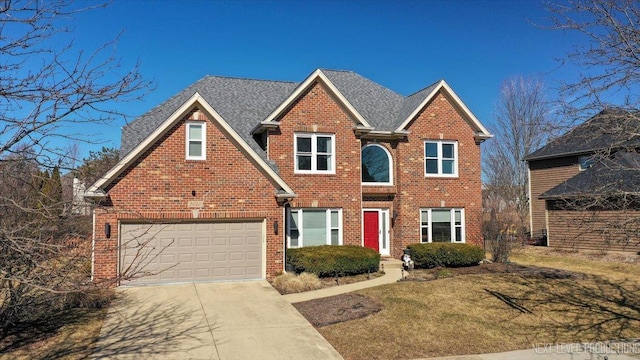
[{"left": 405, "top": 79, "right": 443, "bottom": 98}]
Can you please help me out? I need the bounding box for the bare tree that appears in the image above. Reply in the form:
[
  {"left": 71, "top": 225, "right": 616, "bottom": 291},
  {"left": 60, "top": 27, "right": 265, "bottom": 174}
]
[
  {"left": 524, "top": 1, "right": 640, "bottom": 253},
  {"left": 546, "top": 0, "right": 640, "bottom": 115},
  {"left": 483, "top": 76, "right": 551, "bottom": 261},
  {"left": 0, "top": 0, "right": 151, "bottom": 336},
  {"left": 75, "top": 146, "right": 120, "bottom": 187}
]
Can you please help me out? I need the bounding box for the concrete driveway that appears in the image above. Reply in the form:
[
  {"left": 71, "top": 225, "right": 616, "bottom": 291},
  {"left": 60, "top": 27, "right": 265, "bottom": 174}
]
[{"left": 92, "top": 281, "right": 343, "bottom": 359}]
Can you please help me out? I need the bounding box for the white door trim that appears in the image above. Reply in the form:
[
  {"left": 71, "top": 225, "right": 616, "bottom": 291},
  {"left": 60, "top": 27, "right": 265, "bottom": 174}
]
[{"left": 362, "top": 208, "right": 390, "bottom": 256}]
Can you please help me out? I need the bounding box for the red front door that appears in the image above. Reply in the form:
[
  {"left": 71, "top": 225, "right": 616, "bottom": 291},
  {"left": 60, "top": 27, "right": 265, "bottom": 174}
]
[{"left": 364, "top": 211, "right": 379, "bottom": 252}]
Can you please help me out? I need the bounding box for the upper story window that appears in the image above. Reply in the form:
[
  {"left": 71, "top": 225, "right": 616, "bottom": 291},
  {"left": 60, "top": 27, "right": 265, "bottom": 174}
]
[
  {"left": 362, "top": 144, "right": 392, "bottom": 185},
  {"left": 578, "top": 155, "right": 595, "bottom": 171},
  {"left": 425, "top": 140, "right": 458, "bottom": 177},
  {"left": 294, "top": 133, "right": 335, "bottom": 174},
  {"left": 186, "top": 122, "right": 206, "bottom": 160}
]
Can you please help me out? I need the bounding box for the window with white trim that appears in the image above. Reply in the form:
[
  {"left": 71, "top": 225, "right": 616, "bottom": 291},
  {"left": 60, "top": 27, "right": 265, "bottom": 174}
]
[
  {"left": 362, "top": 144, "right": 392, "bottom": 185},
  {"left": 294, "top": 133, "right": 335, "bottom": 174},
  {"left": 287, "top": 208, "right": 342, "bottom": 248},
  {"left": 420, "top": 208, "right": 465, "bottom": 243},
  {"left": 424, "top": 140, "right": 458, "bottom": 176},
  {"left": 186, "top": 122, "right": 206, "bottom": 160}
]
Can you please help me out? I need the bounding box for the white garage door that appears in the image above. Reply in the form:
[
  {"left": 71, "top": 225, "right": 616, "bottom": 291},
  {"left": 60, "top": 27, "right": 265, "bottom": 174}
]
[{"left": 120, "top": 221, "right": 263, "bottom": 285}]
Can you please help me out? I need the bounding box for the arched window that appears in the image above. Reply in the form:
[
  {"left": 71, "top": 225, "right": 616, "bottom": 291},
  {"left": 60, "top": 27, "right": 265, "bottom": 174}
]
[{"left": 362, "top": 144, "right": 392, "bottom": 185}]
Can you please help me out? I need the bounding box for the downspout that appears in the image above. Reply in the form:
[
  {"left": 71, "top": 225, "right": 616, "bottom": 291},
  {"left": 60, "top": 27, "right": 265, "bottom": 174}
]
[{"left": 91, "top": 209, "right": 96, "bottom": 282}]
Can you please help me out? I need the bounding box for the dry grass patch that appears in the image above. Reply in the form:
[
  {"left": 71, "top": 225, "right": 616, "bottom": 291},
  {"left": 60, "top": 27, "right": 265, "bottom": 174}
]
[
  {"left": 511, "top": 247, "right": 640, "bottom": 282},
  {"left": 318, "top": 274, "right": 639, "bottom": 360},
  {"left": 308, "top": 251, "right": 640, "bottom": 360},
  {"left": 272, "top": 271, "right": 385, "bottom": 294},
  {"left": 0, "top": 307, "right": 106, "bottom": 360},
  {"left": 272, "top": 272, "right": 323, "bottom": 294}
]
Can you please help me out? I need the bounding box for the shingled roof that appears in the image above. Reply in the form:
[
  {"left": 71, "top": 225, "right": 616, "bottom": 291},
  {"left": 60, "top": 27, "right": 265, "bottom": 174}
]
[
  {"left": 525, "top": 109, "right": 640, "bottom": 161},
  {"left": 320, "top": 70, "right": 404, "bottom": 128},
  {"left": 120, "top": 69, "right": 490, "bottom": 163},
  {"left": 121, "top": 76, "right": 298, "bottom": 158},
  {"left": 87, "top": 69, "right": 490, "bottom": 197},
  {"left": 540, "top": 150, "right": 640, "bottom": 198}
]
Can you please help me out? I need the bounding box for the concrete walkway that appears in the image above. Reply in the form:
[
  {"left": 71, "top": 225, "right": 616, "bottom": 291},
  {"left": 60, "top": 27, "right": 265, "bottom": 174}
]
[
  {"left": 92, "top": 281, "right": 343, "bottom": 359},
  {"left": 282, "top": 258, "right": 405, "bottom": 303}
]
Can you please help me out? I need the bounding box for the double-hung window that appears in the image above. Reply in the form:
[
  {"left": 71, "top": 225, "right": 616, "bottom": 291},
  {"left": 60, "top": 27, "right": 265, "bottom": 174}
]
[
  {"left": 287, "top": 208, "right": 342, "bottom": 248},
  {"left": 295, "top": 133, "right": 335, "bottom": 174},
  {"left": 186, "top": 122, "right": 206, "bottom": 160},
  {"left": 420, "top": 208, "right": 465, "bottom": 243},
  {"left": 424, "top": 140, "right": 457, "bottom": 177}
]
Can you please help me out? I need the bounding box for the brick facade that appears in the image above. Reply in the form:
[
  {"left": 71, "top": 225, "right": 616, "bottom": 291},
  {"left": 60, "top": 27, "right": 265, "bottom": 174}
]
[
  {"left": 92, "top": 73, "right": 487, "bottom": 284},
  {"left": 93, "top": 109, "right": 284, "bottom": 282},
  {"left": 268, "top": 85, "right": 484, "bottom": 259},
  {"left": 392, "top": 92, "right": 483, "bottom": 256},
  {"left": 268, "top": 82, "right": 363, "bottom": 247}
]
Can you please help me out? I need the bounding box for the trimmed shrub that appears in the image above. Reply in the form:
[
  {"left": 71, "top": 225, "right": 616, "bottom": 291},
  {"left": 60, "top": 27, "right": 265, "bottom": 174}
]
[
  {"left": 286, "top": 245, "right": 380, "bottom": 277},
  {"left": 407, "top": 243, "right": 484, "bottom": 269}
]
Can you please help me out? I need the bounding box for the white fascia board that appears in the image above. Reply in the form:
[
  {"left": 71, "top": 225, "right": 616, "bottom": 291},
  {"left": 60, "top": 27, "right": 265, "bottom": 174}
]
[
  {"left": 250, "top": 120, "right": 281, "bottom": 135},
  {"left": 396, "top": 80, "right": 492, "bottom": 137},
  {"left": 85, "top": 92, "right": 295, "bottom": 197},
  {"left": 360, "top": 130, "right": 410, "bottom": 140},
  {"left": 260, "top": 69, "right": 371, "bottom": 128}
]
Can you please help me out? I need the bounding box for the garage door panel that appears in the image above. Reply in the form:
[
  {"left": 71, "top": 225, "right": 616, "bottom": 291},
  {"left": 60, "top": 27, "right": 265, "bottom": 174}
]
[
  {"left": 195, "top": 253, "right": 209, "bottom": 262},
  {"left": 195, "top": 237, "right": 210, "bottom": 247},
  {"left": 244, "top": 222, "right": 260, "bottom": 230},
  {"left": 178, "top": 253, "right": 193, "bottom": 262},
  {"left": 120, "top": 221, "right": 263, "bottom": 285},
  {"left": 212, "top": 252, "right": 227, "bottom": 261},
  {"left": 213, "top": 237, "right": 227, "bottom": 246},
  {"left": 160, "top": 254, "right": 176, "bottom": 264},
  {"left": 178, "top": 238, "right": 193, "bottom": 247},
  {"left": 245, "top": 266, "right": 260, "bottom": 276},
  {"left": 212, "top": 223, "right": 227, "bottom": 231},
  {"left": 230, "top": 222, "right": 247, "bottom": 231}
]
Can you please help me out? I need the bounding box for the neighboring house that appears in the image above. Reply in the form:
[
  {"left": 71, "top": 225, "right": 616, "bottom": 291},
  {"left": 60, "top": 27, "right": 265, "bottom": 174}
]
[
  {"left": 525, "top": 109, "right": 640, "bottom": 252},
  {"left": 85, "top": 69, "right": 492, "bottom": 286},
  {"left": 72, "top": 177, "right": 91, "bottom": 215},
  {"left": 60, "top": 173, "right": 90, "bottom": 216}
]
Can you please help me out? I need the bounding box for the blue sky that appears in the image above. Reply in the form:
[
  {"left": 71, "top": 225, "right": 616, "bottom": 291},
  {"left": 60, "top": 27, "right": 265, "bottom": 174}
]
[{"left": 67, "top": 0, "right": 584, "bottom": 158}]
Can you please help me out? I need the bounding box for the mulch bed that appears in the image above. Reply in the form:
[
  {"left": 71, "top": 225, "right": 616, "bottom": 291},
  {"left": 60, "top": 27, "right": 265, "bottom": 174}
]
[
  {"left": 402, "top": 262, "right": 586, "bottom": 281},
  {"left": 293, "top": 293, "right": 384, "bottom": 327}
]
